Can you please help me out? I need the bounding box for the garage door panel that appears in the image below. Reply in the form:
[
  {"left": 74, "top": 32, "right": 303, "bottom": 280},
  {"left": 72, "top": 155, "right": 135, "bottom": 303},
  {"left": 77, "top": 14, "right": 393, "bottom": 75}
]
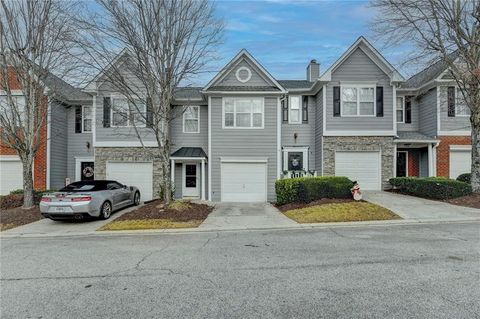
[
  {"left": 0, "top": 160, "right": 24, "bottom": 195},
  {"left": 335, "top": 152, "right": 381, "bottom": 190},
  {"left": 221, "top": 162, "right": 266, "bottom": 202},
  {"left": 106, "top": 162, "right": 153, "bottom": 201},
  {"left": 450, "top": 150, "right": 471, "bottom": 179}
]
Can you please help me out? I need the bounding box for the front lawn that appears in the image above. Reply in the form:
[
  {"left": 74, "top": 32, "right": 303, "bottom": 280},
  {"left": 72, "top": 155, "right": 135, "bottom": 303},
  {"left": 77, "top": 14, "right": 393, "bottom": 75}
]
[
  {"left": 99, "top": 200, "right": 213, "bottom": 231},
  {"left": 278, "top": 199, "right": 400, "bottom": 223}
]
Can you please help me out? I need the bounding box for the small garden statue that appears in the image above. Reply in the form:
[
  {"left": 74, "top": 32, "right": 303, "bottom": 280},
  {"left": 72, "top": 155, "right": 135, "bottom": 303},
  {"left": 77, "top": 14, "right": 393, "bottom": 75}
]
[{"left": 351, "top": 181, "right": 362, "bottom": 201}]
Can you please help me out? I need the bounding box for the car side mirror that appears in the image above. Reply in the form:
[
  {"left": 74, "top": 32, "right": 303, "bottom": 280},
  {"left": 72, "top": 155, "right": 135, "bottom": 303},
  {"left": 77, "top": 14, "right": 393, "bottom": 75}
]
[{"left": 123, "top": 185, "right": 128, "bottom": 189}]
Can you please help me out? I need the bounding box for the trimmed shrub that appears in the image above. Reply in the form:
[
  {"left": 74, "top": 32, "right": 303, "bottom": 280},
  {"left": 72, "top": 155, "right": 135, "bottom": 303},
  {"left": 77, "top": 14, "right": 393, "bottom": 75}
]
[
  {"left": 389, "top": 177, "right": 471, "bottom": 200},
  {"left": 275, "top": 176, "right": 353, "bottom": 205},
  {"left": 456, "top": 173, "right": 471, "bottom": 184}
]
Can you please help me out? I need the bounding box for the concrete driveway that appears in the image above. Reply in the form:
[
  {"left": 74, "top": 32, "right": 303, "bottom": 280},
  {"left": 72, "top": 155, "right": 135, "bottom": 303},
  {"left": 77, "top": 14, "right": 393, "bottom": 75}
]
[
  {"left": 199, "top": 202, "right": 297, "bottom": 230},
  {"left": 363, "top": 191, "right": 480, "bottom": 221},
  {"left": 2, "top": 205, "right": 137, "bottom": 237}
]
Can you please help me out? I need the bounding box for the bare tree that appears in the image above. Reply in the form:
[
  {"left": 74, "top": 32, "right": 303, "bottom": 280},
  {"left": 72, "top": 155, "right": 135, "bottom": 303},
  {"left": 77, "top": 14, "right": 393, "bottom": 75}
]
[
  {"left": 79, "top": 0, "right": 223, "bottom": 205},
  {"left": 0, "top": 0, "right": 81, "bottom": 208},
  {"left": 370, "top": 0, "right": 480, "bottom": 192}
]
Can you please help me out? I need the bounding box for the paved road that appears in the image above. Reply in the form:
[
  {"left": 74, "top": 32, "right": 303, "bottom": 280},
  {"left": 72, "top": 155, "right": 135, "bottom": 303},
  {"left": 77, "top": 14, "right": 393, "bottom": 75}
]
[{"left": 1, "top": 222, "right": 479, "bottom": 318}]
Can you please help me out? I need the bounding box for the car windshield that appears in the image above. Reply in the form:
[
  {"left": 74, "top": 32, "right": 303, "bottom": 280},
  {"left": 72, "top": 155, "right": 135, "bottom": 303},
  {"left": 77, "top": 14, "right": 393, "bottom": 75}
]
[{"left": 59, "top": 181, "right": 108, "bottom": 192}]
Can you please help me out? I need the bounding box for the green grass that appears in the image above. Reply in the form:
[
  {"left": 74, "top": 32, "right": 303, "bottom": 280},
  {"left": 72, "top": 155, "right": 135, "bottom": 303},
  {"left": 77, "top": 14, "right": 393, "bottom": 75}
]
[{"left": 283, "top": 202, "right": 401, "bottom": 223}]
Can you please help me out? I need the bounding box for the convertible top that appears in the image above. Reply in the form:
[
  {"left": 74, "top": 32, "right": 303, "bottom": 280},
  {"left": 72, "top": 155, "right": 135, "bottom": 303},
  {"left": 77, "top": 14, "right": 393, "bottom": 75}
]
[{"left": 59, "top": 180, "right": 121, "bottom": 192}]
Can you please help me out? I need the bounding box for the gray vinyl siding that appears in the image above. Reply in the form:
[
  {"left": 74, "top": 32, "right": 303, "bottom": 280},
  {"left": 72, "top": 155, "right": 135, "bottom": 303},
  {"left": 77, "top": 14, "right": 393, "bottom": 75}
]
[
  {"left": 210, "top": 96, "right": 278, "bottom": 201},
  {"left": 325, "top": 47, "right": 394, "bottom": 132},
  {"left": 397, "top": 95, "right": 419, "bottom": 132},
  {"left": 417, "top": 88, "right": 438, "bottom": 137},
  {"left": 170, "top": 105, "right": 208, "bottom": 154},
  {"left": 314, "top": 89, "right": 323, "bottom": 173},
  {"left": 216, "top": 59, "right": 275, "bottom": 88},
  {"left": 438, "top": 86, "right": 471, "bottom": 132},
  {"left": 49, "top": 101, "right": 68, "bottom": 189},
  {"left": 281, "top": 95, "right": 316, "bottom": 170},
  {"left": 95, "top": 64, "right": 157, "bottom": 143},
  {"left": 66, "top": 103, "right": 94, "bottom": 182}
]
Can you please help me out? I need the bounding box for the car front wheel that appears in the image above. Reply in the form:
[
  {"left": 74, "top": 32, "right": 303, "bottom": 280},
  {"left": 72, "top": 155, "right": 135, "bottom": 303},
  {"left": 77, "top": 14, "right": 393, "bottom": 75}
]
[
  {"left": 134, "top": 192, "right": 141, "bottom": 206},
  {"left": 100, "top": 201, "right": 112, "bottom": 220}
]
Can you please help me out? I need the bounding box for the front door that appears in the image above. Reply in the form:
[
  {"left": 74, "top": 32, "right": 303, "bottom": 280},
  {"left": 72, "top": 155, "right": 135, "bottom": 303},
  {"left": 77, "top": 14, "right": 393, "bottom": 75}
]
[
  {"left": 81, "top": 162, "right": 95, "bottom": 181},
  {"left": 396, "top": 151, "right": 407, "bottom": 177},
  {"left": 183, "top": 163, "right": 200, "bottom": 198}
]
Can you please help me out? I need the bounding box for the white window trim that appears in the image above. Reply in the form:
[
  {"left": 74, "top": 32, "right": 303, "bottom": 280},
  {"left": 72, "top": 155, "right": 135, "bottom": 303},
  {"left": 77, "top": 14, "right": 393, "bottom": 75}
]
[
  {"left": 222, "top": 97, "right": 264, "bottom": 129},
  {"left": 340, "top": 84, "right": 376, "bottom": 117},
  {"left": 81, "top": 105, "right": 93, "bottom": 133},
  {"left": 110, "top": 95, "right": 147, "bottom": 128},
  {"left": 396, "top": 151, "right": 408, "bottom": 177},
  {"left": 182, "top": 105, "right": 200, "bottom": 133},
  {"left": 288, "top": 95, "right": 301, "bottom": 124},
  {"left": 282, "top": 146, "right": 309, "bottom": 171},
  {"left": 454, "top": 87, "right": 470, "bottom": 117},
  {"left": 235, "top": 66, "right": 252, "bottom": 83},
  {"left": 396, "top": 96, "right": 405, "bottom": 123}
]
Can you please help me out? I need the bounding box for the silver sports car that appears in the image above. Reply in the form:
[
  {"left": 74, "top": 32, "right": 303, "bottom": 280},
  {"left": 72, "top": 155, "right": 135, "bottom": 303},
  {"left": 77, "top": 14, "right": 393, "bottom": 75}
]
[{"left": 40, "top": 180, "right": 141, "bottom": 220}]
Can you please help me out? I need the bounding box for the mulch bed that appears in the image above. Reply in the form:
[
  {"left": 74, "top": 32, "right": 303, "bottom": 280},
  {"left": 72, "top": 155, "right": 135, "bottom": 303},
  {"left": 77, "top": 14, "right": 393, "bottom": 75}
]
[
  {"left": 0, "top": 206, "right": 43, "bottom": 231},
  {"left": 445, "top": 193, "right": 480, "bottom": 209},
  {"left": 115, "top": 200, "right": 213, "bottom": 222},
  {"left": 276, "top": 198, "right": 355, "bottom": 212}
]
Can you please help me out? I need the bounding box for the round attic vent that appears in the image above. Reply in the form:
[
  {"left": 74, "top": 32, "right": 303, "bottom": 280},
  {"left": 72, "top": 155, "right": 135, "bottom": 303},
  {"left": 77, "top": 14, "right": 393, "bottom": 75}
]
[{"left": 235, "top": 66, "right": 252, "bottom": 83}]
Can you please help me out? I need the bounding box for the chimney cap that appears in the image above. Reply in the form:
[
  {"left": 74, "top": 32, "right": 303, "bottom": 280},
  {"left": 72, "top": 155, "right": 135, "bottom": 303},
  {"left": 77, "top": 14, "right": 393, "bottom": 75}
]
[{"left": 310, "top": 59, "right": 318, "bottom": 64}]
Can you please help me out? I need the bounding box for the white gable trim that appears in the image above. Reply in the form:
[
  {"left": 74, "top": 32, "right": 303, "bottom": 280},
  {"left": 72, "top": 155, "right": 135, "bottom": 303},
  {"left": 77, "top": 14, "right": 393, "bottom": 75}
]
[
  {"left": 319, "top": 37, "right": 405, "bottom": 83},
  {"left": 203, "top": 49, "right": 286, "bottom": 93}
]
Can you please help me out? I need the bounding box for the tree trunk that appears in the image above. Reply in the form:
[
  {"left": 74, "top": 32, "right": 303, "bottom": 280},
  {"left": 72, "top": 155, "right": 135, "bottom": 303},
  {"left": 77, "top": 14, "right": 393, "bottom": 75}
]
[
  {"left": 471, "top": 122, "right": 480, "bottom": 193},
  {"left": 22, "top": 155, "right": 35, "bottom": 209}
]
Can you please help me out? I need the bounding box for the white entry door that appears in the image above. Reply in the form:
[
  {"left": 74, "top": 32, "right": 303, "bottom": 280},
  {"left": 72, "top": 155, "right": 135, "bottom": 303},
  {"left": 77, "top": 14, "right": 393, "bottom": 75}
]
[
  {"left": 106, "top": 162, "right": 153, "bottom": 201},
  {"left": 450, "top": 149, "right": 471, "bottom": 179},
  {"left": 183, "top": 163, "right": 200, "bottom": 198},
  {"left": 221, "top": 162, "right": 267, "bottom": 202},
  {"left": 335, "top": 151, "right": 381, "bottom": 190}
]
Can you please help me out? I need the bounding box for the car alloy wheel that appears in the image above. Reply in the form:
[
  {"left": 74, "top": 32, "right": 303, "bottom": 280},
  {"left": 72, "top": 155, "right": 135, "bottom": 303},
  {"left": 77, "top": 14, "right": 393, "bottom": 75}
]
[
  {"left": 134, "top": 192, "right": 140, "bottom": 206},
  {"left": 101, "top": 202, "right": 112, "bottom": 219}
]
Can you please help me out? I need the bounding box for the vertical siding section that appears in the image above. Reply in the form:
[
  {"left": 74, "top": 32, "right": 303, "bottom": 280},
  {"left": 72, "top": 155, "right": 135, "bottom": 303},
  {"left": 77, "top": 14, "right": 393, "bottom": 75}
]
[
  {"left": 49, "top": 101, "right": 68, "bottom": 189},
  {"left": 281, "top": 95, "right": 316, "bottom": 170},
  {"left": 170, "top": 104, "right": 208, "bottom": 153},
  {"left": 210, "top": 96, "right": 278, "bottom": 201},
  {"left": 325, "top": 47, "right": 394, "bottom": 132},
  {"left": 67, "top": 104, "right": 94, "bottom": 182},
  {"left": 438, "top": 86, "right": 471, "bottom": 132},
  {"left": 417, "top": 88, "right": 438, "bottom": 137}
]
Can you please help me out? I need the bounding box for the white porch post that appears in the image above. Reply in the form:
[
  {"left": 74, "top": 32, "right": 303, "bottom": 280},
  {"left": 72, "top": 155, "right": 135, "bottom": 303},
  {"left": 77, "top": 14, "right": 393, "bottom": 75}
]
[
  {"left": 427, "top": 143, "right": 434, "bottom": 177},
  {"left": 171, "top": 159, "right": 175, "bottom": 184},
  {"left": 201, "top": 159, "right": 206, "bottom": 201}
]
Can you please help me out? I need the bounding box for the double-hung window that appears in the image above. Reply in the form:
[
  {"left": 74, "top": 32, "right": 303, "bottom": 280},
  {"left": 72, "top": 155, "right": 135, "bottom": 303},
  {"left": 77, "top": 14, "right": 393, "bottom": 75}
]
[
  {"left": 223, "top": 98, "right": 264, "bottom": 128},
  {"left": 289, "top": 96, "right": 301, "bottom": 124},
  {"left": 82, "top": 106, "right": 93, "bottom": 132},
  {"left": 0, "top": 95, "right": 26, "bottom": 126},
  {"left": 183, "top": 106, "right": 200, "bottom": 133},
  {"left": 341, "top": 86, "right": 375, "bottom": 116},
  {"left": 111, "top": 98, "right": 146, "bottom": 127},
  {"left": 455, "top": 88, "right": 470, "bottom": 116},
  {"left": 396, "top": 97, "right": 404, "bottom": 123}
]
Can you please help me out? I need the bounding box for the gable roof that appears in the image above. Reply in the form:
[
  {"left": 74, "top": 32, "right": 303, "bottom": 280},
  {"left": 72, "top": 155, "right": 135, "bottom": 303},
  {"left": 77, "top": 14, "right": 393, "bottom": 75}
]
[
  {"left": 43, "top": 72, "right": 91, "bottom": 102},
  {"left": 84, "top": 48, "right": 130, "bottom": 92},
  {"left": 202, "top": 49, "right": 286, "bottom": 93},
  {"left": 319, "top": 36, "right": 405, "bottom": 83}
]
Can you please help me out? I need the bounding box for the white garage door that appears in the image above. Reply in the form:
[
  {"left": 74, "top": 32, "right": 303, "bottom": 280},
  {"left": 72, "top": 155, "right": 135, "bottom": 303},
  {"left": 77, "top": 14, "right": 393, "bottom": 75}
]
[
  {"left": 106, "top": 162, "right": 153, "bottom": 201},
  {"left": 0, "top": 158, "right": 24, "bottom": 195},
  {"left": 450, "top": 150, "right": 471, "bottom": 179},
  {"left": 221, "top": 162, "right": 267, "bottom": 202},
  {"left": 335, "top": 151, "right": 381, "bottom": 190}
]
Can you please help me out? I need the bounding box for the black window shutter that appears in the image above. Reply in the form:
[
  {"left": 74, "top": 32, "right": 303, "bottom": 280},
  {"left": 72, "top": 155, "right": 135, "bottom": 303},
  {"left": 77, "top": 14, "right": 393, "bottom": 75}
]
[
  {"left": 75, "top": 106, "right": 82, "bottom": 133},
  {"left": 333, "top": 86, "right": 340, "bottom": 117},
  {"left": 282, "top": 98, "right": 288, "bottom": 123},
  {"left": 405, "top": 96, "right": 412, "bottom": 124},
  {"left": 376, "top": 87, "right": 383, "bottom": 117},
  {"left": 448, "top": 86, "right": 455, "bottom": 117},
  {"left": 103, "top": 97, "right": 111, "bottom": 128},
  {"left": 146, "top": 97, "right": 153, "bottom": 127},
  {"left": 302, "top": 96, "right": 308, "bottom": 123}
]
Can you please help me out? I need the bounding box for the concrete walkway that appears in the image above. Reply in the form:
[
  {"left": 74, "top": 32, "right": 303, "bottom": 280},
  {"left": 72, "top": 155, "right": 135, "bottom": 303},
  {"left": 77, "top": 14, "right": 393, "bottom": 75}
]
[
  {"left": 198, "top": 202, "right": 298, "bottom": 230},
  {"left": 363, "top": 191, "right": 480, "bottom": 221}
]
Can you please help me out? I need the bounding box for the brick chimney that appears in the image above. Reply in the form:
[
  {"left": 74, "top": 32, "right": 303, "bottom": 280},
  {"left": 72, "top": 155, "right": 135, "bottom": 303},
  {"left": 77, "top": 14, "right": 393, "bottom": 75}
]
[{"left": 306, "top": 59, "right": 320, "bottom": 82}]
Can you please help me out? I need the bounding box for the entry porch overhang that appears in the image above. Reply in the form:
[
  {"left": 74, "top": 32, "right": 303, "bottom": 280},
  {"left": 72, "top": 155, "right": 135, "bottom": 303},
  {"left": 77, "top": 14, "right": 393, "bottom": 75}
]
[{"left": 394, "top": 132, "right": 439, "bottom": 177}]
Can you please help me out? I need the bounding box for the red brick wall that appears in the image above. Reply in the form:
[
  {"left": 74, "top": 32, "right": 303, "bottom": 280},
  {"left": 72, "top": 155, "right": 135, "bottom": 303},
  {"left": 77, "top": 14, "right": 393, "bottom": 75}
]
[
  {"left": 0, "top": 69, "right": 48, "bottom": 190},
  {"left": 408, "top": 151, "right": 420, "bottom": 177},
  {"left": 436, "top": 136, "right": 472, "bottom": 177}
]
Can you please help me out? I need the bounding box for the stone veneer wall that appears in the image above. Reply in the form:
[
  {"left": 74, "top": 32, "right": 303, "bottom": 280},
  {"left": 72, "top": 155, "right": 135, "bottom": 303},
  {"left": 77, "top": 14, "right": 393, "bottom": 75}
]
[
  {"left": 95, "top": 147, "right": 163, "bottom": 198},
  {"left": 323, "top": 136, "right": 395, "bottom": 189}
]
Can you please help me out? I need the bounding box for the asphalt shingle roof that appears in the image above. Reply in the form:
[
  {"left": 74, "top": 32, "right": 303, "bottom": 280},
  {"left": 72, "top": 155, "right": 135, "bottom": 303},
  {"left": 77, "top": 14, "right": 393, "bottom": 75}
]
[
  {"left": 43, "top": 73, "right": 92, "bottom": 102},
  {"left": 171, "top": 147, "right": 207, "bottom": 158},
  {"left": 208, "top": 86, "right": 280, "bottom": 91},
  {"left": 396, "top": 131, "right": 437, "bottom": 141},
  {"left": 174, "top": 87, "right": 204, "bottom": 100},
  {"left": 277, "top": 80, "right": 313, "bottom": 90}
]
